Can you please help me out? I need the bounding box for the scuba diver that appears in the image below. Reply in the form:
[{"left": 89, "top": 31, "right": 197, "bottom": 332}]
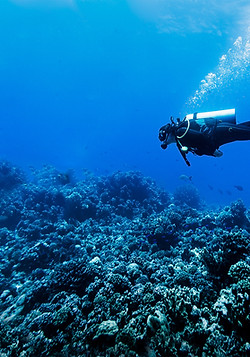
[{"left": 159, "top": 109, "right": 250, "bottom": 166}]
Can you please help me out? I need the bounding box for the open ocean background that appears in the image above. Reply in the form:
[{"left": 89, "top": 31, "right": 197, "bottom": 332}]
[{"left": 1, "top": 0, "right": 250, "bottom": 206}]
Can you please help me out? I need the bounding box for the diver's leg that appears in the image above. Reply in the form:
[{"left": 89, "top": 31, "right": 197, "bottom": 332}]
[
  {"left": 240, "top": 121, "right": 250, "bottom": 127},
  {"left": 214, "top": 122, "right": 250, "bottom": 147}
]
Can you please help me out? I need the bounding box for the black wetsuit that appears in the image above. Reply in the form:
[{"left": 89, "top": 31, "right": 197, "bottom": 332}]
[{"left": 176, "top": 118, "right": 250, "bottom": 156}]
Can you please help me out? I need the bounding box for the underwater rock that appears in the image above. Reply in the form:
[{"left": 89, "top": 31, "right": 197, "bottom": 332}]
[
  {"left": 93, "top": 320, "right": 119, "bottom": 343},
  {"left": 147, "top": 310, "right": 169, "bottom": 336}
]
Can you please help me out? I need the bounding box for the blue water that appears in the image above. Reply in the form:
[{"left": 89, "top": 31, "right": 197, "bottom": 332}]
[{"left": 1, "top": 0, "right": 250, "bottom": 206}]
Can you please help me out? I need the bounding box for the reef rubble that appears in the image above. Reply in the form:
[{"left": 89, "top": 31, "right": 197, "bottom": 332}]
[{"left": 0, "top": 161, "right": 249, "bottom": 356}]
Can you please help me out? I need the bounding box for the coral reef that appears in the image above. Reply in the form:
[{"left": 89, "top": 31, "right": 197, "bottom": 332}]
[
  {"left": 173, "top": 183, "right": 201, "bottom": 209},
  {"left": 0, "top": 161, "right": 249, "bottom": 356}
]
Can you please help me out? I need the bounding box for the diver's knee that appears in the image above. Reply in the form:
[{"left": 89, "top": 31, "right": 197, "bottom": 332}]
[{"left": 213, "top": 149, "right": 223, "bottom": 157}]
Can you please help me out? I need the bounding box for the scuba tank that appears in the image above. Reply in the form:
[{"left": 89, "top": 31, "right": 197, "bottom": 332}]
[{"left": 185, "top": 108, "right": 236, "bottom": 124}]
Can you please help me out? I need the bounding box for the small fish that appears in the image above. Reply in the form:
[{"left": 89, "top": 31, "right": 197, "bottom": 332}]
[
  {"left": 179, "top": 175, "right": 192, "bottom": 182},
  {"left": 208, "top": 184, "right": 214, "bottom": 190},
  {"left": 234, "top": 185, "right": 243, "bottom": 191}
]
